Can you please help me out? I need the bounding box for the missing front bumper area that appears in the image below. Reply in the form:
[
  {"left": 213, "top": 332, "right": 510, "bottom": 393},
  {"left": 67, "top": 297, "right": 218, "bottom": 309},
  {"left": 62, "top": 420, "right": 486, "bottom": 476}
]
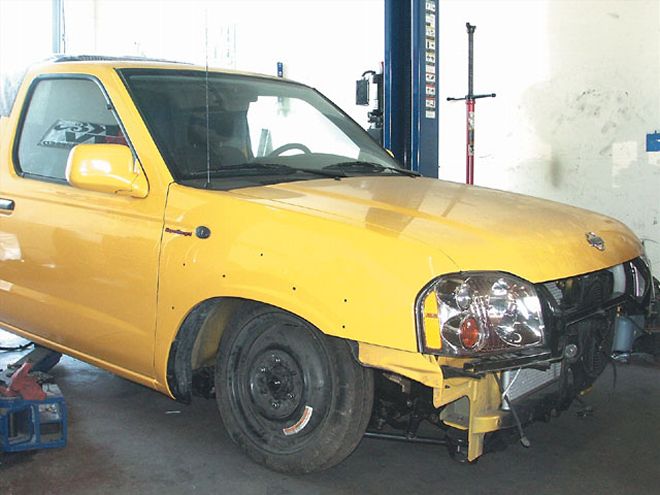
[
  {"left": 359, "top": 304, "right": 619, "bottom": 463},
  {"left": 366, "top": 354, "right": 594, "bottom": 463}
]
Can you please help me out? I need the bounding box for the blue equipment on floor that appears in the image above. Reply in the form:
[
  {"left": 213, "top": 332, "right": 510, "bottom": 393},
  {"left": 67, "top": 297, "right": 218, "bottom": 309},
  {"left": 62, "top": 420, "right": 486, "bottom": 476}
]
[
  {"left": 0, "top": 345, "right": 67, "bottom": 453},
  {"left": 0, "top": 384, "right": 67, "bottom": 452}
]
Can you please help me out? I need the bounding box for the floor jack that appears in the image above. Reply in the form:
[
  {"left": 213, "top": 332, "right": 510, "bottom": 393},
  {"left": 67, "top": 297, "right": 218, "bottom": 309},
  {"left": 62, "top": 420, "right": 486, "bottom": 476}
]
[{"left": 0, "top": 345, "right": 67, "bottom": 453}]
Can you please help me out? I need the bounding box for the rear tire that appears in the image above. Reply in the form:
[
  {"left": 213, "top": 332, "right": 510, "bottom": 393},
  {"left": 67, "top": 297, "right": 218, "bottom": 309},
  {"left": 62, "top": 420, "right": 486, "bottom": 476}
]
[{"left": 215, "top": 304, "right": 373, "bottom": 474}]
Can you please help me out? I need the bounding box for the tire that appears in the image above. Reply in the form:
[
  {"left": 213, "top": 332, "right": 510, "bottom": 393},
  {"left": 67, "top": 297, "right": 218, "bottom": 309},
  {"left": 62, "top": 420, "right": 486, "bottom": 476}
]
[{"left": 215, "top": 303, "right": 374, "bottom": 474}]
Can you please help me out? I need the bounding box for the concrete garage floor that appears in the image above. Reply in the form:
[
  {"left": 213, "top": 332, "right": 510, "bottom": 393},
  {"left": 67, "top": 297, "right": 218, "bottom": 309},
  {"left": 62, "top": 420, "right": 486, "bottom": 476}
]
[{"left": 1, "top": 330, "right": 659, "bottom": 495}]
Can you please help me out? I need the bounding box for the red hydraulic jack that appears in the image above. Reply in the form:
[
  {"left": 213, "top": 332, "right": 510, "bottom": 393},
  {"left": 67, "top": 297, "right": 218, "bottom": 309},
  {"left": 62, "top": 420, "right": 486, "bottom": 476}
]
[
  {"left": 447, "top": 23, "right": 496, "bottom": 185},
  {"left": 0, "top": 362, "right": 46, "bottom": 400}
]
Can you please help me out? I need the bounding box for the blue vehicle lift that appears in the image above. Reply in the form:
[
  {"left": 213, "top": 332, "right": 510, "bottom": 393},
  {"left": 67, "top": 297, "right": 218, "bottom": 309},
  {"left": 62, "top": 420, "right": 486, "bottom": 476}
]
[
  {"left": 356, "top": 0, "right": 439, "bottom": 177},
  {"left": 384, "top": 0, "right": 439, "bottom": 177}
]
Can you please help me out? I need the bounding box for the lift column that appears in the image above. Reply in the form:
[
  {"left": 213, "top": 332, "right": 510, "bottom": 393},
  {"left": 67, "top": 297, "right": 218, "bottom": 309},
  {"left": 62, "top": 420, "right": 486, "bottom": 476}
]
[{"left": 384, "top": 0, "right": 439, "bottom": 177}]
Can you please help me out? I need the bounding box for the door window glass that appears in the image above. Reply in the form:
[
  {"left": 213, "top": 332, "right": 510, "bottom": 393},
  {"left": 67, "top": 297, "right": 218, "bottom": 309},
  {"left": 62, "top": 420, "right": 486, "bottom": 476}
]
[{"left": 16, "top": 78, "right": 125, "bottom": 181}]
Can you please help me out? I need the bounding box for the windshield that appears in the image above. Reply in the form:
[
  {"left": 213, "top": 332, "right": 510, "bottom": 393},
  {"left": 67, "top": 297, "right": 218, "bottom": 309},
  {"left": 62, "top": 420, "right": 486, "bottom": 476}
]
[{"left": 119, "top": 69, "right": 410, "bottom": 189}]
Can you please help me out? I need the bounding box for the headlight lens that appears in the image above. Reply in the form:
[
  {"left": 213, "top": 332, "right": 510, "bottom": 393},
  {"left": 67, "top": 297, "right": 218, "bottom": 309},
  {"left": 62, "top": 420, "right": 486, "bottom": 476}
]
[{"left": 416, "top": 272, "right": 545, "bottom": 356}]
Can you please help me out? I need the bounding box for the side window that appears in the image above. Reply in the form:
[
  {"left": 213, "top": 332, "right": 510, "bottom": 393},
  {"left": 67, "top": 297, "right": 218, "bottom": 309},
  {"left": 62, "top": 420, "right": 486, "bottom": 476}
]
[{"left": 16, "top": 78, "right": 126, "bottom": 181}]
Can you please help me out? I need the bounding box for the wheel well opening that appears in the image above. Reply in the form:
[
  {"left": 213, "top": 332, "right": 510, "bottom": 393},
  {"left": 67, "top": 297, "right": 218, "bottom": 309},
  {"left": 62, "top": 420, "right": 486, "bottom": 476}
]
[
  {"left": 167, "top": 298, "right": 362, "bottom": 403},
  {"left": 166, "top": 297, "right": 248, "bottom": 402}
]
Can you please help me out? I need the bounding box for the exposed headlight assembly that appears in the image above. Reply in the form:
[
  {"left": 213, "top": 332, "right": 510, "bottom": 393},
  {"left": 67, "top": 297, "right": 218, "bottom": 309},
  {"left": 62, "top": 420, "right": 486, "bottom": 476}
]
[
  {"left": 630, "top": 260, "right": 649, "bottom": 302},
  {"left": 416, "top": 273, "right": 545, "bottom": 356},
  {"left": 631, "top": 250, "right": 653, "bottom": 303}
]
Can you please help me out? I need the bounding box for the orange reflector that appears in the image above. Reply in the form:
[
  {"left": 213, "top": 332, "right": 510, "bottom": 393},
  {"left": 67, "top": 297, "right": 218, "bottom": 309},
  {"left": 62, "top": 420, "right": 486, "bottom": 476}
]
[{"left": 422, "top": 294, "right": 441, "bottom": 350}]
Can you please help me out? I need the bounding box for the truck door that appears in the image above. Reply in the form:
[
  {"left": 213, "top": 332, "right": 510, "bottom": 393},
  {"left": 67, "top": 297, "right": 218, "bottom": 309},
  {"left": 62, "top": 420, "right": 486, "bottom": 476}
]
[{"left": 0, "top": 75, "right": 163, "bottom": 379}]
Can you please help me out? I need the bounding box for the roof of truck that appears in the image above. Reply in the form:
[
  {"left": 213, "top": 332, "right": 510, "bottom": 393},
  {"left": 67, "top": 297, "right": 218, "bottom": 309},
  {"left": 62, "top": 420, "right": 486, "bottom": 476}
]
[
  {"left": 48, "top": 54, "right": 284, "bottom": 80},
  {"left": 51, "top": 54, "right": 192, "bottom": 65}
]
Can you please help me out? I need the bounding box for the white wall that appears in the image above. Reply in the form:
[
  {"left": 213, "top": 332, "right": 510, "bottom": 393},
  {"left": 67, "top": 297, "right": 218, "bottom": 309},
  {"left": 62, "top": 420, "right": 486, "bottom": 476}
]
[
  {"left": 62, "top": 0, "right": 384, "bottom": 126},
  {"left": 0, "top": 0, "right": 52, "bottom": 73},
  {"left": 438, "top": 0, "right": 660, "bottom": 272}
]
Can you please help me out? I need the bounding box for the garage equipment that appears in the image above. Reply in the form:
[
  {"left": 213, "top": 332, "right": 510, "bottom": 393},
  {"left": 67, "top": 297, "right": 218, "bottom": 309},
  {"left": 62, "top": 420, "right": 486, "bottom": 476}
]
[
  {"left": 447, "top": 23, "right": 496, "bottom": 185},
  {"left": 356, "top": 1, "right": 439, "bottom": 176},
  {"left": 4, "top": 344, "right": 62, "bottom": 373},
  {"left": 355, "top": 67, "right": 384, "bottom": 144},
  {"left": 0, "top": 346, "right": 66, "bottom": 452},
  {"left": 383, "top": 0, "right": 439, "bottom": 177}
]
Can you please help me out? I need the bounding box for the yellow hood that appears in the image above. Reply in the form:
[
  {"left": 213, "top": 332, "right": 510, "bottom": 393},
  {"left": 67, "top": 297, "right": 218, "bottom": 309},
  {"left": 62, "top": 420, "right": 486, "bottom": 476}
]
[{"left": 233, "top": 176, "right": 641, "bottom": 283}]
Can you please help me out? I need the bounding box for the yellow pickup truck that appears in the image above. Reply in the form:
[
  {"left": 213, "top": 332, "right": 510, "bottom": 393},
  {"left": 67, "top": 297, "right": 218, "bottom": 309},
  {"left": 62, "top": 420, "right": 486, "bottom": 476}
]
[{"left": 0, "top": 56, "right": 654, "bottom": 473}]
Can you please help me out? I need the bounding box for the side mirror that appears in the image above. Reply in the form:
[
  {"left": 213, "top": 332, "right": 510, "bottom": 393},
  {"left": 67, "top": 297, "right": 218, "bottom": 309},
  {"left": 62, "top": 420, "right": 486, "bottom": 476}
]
[{"left": 66, "top": 144, "right": 148, "bottom": 198}]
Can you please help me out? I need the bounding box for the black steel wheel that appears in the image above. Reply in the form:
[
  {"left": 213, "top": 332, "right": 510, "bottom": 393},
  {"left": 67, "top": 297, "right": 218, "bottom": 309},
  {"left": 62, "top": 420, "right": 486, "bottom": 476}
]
[{"left": 215, "top": 303, "right": 374, "bottom": 474}]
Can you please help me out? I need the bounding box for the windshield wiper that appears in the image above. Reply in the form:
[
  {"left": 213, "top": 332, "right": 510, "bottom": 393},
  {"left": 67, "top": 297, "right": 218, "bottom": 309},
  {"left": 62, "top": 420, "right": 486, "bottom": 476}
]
[
  {"left": 323, "top": 161, "right": 420, "bottom": 177},
  {"left": 184, "top": 162, "right": 345, "bottom": 180},
  {"left": 286, "top": 165, "right": 346, "bottom": 179}
]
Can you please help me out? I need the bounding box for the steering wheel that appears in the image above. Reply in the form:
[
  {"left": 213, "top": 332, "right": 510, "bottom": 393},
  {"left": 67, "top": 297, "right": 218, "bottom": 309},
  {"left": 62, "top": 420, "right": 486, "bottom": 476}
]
[{"left": 267, "top": 143, "right": 311, "bottom": 157}]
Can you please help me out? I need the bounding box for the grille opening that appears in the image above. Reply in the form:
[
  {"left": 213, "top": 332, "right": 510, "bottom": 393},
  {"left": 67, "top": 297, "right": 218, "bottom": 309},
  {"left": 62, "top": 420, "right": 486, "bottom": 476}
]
[{"left": 543, "top": 269, "right": 616, "bottom": 313}]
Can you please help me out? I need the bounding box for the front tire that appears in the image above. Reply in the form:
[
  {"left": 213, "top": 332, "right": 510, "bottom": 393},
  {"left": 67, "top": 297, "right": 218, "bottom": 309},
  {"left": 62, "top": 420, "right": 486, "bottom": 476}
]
[{"left": 215, "top": 304, "right": 374, "bottom": 474}]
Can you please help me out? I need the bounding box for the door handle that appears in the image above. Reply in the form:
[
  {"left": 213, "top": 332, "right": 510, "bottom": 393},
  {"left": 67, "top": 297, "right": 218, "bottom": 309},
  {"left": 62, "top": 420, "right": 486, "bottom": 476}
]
[{"left": 0, "top": 198, "right": 15, "bottom": 211}]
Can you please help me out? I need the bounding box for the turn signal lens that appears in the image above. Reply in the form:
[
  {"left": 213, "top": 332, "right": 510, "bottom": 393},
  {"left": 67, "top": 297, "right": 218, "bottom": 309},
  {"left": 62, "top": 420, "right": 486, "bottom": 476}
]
[{"left": 459, "top": 316, "right": 481, "bottom": 350}]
